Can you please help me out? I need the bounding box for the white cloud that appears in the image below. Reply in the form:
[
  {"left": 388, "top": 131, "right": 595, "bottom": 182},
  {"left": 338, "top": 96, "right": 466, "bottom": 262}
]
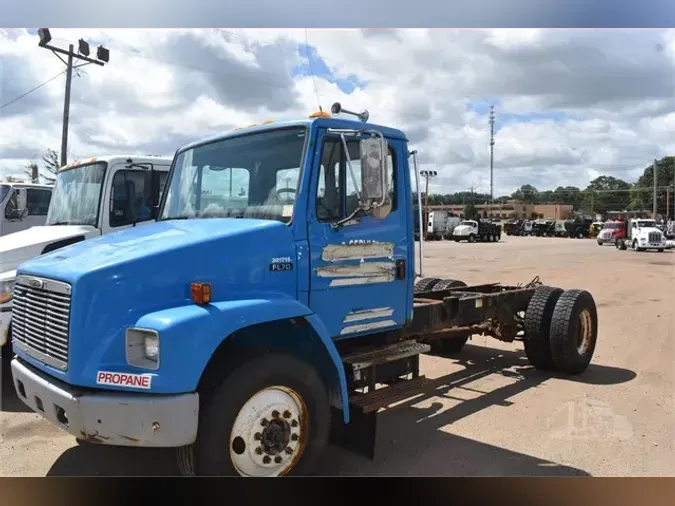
[{"left": 0, "top": 28, "right": 673, "bottom": 197}]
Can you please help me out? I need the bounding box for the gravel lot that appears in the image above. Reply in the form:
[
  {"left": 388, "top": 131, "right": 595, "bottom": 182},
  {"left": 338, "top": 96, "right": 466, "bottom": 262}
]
[{"left": 1, "top": 235, "right": 673, "bottom": 476}]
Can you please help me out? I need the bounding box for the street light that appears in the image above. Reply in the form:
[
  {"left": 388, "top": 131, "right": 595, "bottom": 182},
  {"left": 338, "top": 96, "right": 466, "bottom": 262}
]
[{"left": 37, "top": 28, "right": 110, "bottom": 167}]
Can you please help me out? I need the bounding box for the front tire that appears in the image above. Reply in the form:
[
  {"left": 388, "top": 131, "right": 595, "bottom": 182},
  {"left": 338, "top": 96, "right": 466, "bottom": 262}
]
[{"left": 178, "top": 353, "right": 330, "bottom": 477}]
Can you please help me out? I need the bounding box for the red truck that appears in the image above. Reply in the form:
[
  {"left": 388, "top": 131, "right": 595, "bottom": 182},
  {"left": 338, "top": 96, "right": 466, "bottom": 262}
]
[{"left": 596, "top": 220, "right": 626, "bottom": 246}]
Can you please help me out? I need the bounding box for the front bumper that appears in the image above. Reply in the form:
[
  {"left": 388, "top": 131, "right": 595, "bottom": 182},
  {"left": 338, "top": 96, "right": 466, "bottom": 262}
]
[{"left": 11, "top": 358, "right": 199, "bottom": 447}]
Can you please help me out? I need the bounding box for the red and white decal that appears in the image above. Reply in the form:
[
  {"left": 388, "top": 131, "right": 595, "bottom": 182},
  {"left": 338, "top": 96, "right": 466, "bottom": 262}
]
[{"left": 96, "top": 371, "right": 152, "bottom": 389}]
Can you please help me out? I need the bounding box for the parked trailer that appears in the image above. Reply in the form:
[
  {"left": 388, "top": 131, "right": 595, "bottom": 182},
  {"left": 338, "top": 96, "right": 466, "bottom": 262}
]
[
  {"left": 426, "top": 210, "right": 448, "bottom": 240},
  {"left": 532, "top": 219, "right": 555, "bottom": 237},
  {"left": 503, "top": 219, "right": 522, "bottom": 236},
  {"left": 8, "top": 104, "right": 599, "bottom": 477},
  {"left": 615, "top": 218, "right": 668, "bottom": 252},
  {"left": 565, "top": 218, "right": 592, "bottom": 239}
]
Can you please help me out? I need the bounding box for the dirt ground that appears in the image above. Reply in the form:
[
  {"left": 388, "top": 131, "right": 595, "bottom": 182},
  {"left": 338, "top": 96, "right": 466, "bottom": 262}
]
[{"left": 1, "top": 235, "right": 673, "bottom": 476}]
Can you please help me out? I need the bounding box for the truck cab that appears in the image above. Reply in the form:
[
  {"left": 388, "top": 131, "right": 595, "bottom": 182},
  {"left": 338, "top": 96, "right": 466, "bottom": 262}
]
[
  {"left": 596, "top": 220, "right": 625, "bottom": 245},
  {"left": 616, "top": 218, "right": 668, "bottom": 252},
  {"left": 0, "top": 182, "right": 53, "bottom": 237},
  {"left": 0, "top": 155, "right": 171, "bottom": 361},
  {"left": 8, "top": 105, "right": 600, "bottom": 477}
]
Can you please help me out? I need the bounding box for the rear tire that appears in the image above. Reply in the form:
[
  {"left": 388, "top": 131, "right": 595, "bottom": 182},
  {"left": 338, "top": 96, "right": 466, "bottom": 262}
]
[
  {"left": 414, "top": 277, "right": 442, "bottom": 294},
  {"left": 523, "top": 286, "right": 564, "bottom": 371},
  {"left": 178, "top": 353, "right": 330, "bottom": 477},
  {"left": 431, "top": 279, "right": 467, "bottom": 291},
  {"left": 549, "top": 290, "right": 598, "bottom": 375}
]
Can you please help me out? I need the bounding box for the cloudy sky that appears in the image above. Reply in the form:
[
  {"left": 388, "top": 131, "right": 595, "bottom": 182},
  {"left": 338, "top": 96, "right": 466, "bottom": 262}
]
[{"left": 1, "top": 28, "right": 673, "bottom": 196}]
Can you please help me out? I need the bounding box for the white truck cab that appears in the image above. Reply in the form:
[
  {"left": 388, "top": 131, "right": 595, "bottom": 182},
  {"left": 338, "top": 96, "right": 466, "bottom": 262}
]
[
  {"left": 618, "top": 218, "right": 668, "bottom": 252},
  {"left": 0, "top": 182, "right": 53, "bottom": 237},
  {"left": 0, "top": 155, "right": 172, "bottom": 358},
  {"left": 452, "top": 219, "right": 479, "bottom": 239}
]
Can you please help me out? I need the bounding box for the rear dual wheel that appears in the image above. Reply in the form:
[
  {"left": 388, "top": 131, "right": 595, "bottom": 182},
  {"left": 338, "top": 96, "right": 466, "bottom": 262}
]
[
  {"left": 428, "top": 279, "right": 471, "bottom": 354},
  {"left": 524, "top": 286, "right": 598, "bottom": 374}
]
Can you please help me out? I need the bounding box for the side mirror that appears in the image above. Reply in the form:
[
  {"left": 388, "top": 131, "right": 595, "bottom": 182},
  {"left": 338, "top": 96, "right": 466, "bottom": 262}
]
[{"left": 359, "top": 137, "right": 388, "bottom": 205}]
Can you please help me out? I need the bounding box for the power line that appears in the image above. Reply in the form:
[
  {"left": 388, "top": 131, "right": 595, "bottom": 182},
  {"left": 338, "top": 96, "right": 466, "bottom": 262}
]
[{"left": 0, "top": 70, "right": 66, "bottom": 111}]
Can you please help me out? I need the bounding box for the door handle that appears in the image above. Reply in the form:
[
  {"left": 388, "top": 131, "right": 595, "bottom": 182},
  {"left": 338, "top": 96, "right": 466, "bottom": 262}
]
[{"left": 395, "top": 258, "right": 405, "bottom": 280}]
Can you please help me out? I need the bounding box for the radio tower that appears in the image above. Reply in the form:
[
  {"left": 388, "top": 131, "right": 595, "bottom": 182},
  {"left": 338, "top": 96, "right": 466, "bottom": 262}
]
[{"left": 489, "top": 105, "right": 495, "bottom": 204}]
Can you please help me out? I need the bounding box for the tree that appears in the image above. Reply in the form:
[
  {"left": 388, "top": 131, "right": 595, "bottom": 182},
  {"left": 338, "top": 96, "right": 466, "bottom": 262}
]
[
  {"left": 511, "top": 184, "right": 538, "bottom": 204},
  {"left": 464, "top": 202, "right": 478, "bottom": 220},
  {"left": 23, "top": 149, "right": 60, "bottom": 184},
  {"left": 629, "top": 156, "right": 675, "bottom": 216},
  {"left": 582, "top": 175, "right": 631, "bottom": 214},
  {"left": 40, "top": 148, "right": 60, "bottom": 184}
]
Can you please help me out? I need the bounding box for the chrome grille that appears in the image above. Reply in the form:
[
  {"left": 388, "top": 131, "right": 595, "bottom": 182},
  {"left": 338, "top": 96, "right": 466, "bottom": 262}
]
[
  {"left": 649, "top": 232, "right": 662, "bottom": 243},
  {"left": 11, "top": 275, "right": 72, "bottom": 371}
]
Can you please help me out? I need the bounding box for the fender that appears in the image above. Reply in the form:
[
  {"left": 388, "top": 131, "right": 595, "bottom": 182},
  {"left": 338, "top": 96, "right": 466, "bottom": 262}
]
[{"left": 135, "top": 296, "right": 350, "bottom": 423}]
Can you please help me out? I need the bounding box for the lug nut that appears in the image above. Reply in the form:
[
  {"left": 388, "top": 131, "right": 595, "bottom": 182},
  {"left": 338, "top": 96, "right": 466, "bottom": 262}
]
[
  {"left": 285, "top": 447, "right": 293, "bottom": 454},
  {"left": 291, "top": 420, "right": 298, "bottom": 427},
  {"left": 274, "top": 456, "right": 282, "bottom": 464},
  {"left": 263, "top": 456, "right": 271, "bottom": 464},
  {"left": 255, "top": 447, "right": 263, "bottom": 455},
  {"left": 272, "top": 410, "right": 279, "bottom": 418},
  {"left": 261, "top": 418, "right": 269, "bottom": 427},
  {"left": 254, "top": 432, "right": 261, "bottom": 440},
  {"left": 283, "top": 410, "right": 291, "bottom": 418},
  {"left": 291, "top": 433, "right": 299, "bottom": 441}
]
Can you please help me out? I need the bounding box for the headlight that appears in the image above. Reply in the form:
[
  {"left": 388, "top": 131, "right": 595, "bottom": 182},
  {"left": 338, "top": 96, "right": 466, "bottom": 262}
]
[
  {"left": 0, "top": 279, "right": 14, "bottom": 305},
  {"left": 125, "top": 327, "right": 160, "bottom": 370}
]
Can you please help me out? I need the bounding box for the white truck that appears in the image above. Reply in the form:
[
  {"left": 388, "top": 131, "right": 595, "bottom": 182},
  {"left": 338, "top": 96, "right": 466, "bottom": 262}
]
[
  {"left": 0, "top": 182, "right": 53, "bottom": 238},
  {"left": 0, "top": 155, "right": 172, "bottom": 363},
  {"left": 452, "top": 219, "right": 501, "bottom": 242},
  {"left": 615, "top": 218, "right": 669, "bottom": 252}
]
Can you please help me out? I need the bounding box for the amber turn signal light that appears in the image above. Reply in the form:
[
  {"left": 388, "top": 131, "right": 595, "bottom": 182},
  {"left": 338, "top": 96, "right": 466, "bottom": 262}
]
[{"left": 191, "top": 282, "right": 212, "bottom": 305}]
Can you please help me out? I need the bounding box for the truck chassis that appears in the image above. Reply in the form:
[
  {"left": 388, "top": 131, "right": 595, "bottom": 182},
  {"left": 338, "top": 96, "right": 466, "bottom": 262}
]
[{"left": 329, "top": 275, "right": 598, "bottom": 460}]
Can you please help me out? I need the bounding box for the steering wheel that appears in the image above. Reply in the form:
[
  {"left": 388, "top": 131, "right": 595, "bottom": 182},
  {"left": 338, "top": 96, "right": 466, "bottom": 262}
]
[{"left": 276, "top": 187, "right": 296, "bottom": 202}]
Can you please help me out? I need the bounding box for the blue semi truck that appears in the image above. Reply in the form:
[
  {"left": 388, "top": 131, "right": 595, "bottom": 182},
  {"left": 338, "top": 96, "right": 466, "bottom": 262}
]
[{"left": 8, "top": 103, "right": 599, "bottom": 477}]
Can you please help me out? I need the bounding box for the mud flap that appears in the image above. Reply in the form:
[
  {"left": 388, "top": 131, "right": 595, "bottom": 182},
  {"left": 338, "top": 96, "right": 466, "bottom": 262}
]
[{"left": 328, "top": 406, "right": 378, "bottom": 460}]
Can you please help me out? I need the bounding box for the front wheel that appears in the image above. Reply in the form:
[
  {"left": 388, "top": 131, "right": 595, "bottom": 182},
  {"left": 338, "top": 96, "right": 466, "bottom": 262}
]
[
  {"left": 178, "top": 353, "right": 330, "bottom": 477},
  {"left": 468, "top": 234, "right": 475, "bottom": 243}
]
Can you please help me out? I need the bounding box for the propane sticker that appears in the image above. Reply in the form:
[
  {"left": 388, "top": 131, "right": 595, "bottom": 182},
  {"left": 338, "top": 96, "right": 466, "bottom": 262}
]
[{"left": 96, "top": 371, "right": 152, "bottom": 389}]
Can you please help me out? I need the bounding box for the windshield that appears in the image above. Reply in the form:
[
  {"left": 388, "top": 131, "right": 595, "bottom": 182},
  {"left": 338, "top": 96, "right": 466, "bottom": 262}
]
[
  {"left": 45, "top": 162, "right": 107, "bottom": 226},
  {"left": 160, "top": 127, "right": 307, "bottom": 224},
  {"left": 0, "top": 184, "right": 10, "bottom": 203},
  {"left": 460, "top": 221, "right": 475, "bottom": 226},
  {"left": 603, "top": 222, "right": 623, "bottom": 230},
  {"left": 637, "top": 220, "right": 656, "bottom": 228}
]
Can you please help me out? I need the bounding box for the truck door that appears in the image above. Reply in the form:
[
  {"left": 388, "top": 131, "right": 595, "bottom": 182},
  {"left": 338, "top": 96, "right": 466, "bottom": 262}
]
[
  {"left": 102, "top": 163, "right": 169, "bottom": 234},
  {"left": 307, "top": 130, "right": 410, "bottom": 340}
]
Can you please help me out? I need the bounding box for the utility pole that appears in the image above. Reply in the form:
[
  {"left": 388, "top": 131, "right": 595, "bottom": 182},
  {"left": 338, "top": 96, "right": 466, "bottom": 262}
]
[
  {"left": 489, "top": 105, "right": 495, "bottom": 204},
  {"left": 37, "top": 29, "right": 110, "bottom": 168},
  {"left": 653, "top": 158, "right": 658, "bottom": 219},
  {"left": 420, "top": 170, "right": 437, "bottom": 241}
]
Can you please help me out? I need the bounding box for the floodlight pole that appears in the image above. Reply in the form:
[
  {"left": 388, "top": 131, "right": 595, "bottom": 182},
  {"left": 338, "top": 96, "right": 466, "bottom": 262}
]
[{"left": 38, "top": 30, "right": 109, "bottom": 167}]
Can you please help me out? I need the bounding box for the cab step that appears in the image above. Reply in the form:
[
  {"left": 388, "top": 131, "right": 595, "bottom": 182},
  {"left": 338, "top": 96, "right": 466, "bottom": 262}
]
[
  {"left": 342, "top": 340, "right": 431, "bottom": 371},
  {"left": 341, "top": 340, "right": 431, "bottom": 391},
  {"left": 349, "top": 375, "right": 435, "bottom": 414}
]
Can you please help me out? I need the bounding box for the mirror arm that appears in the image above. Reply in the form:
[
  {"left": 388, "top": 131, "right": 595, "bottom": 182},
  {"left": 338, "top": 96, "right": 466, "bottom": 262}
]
[{"left": 340, "top": 134, "right": 364, "bottom": 205}]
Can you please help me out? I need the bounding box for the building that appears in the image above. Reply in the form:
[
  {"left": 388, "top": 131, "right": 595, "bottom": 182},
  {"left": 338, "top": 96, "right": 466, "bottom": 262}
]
[{"left": 427, "top": 200, "right": 573, "bottom": 220}]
